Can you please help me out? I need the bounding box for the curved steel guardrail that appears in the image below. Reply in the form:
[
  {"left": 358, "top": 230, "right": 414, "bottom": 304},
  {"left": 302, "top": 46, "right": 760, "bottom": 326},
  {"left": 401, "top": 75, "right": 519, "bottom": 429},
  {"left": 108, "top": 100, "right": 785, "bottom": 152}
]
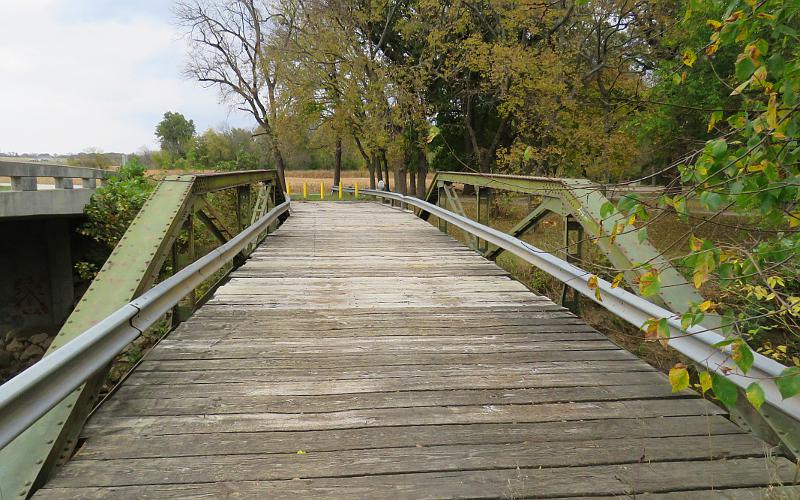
[
  {"left": 344, "top": 186, "right": 800, "bottom": 423},
  {"left": 0, "top": 196, "right": 291, "bottom": 450}
]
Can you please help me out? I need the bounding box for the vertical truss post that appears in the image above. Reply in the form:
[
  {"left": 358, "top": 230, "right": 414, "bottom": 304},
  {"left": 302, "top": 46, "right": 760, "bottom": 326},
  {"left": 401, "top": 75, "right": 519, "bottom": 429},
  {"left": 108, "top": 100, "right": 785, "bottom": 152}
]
[
  {"left": 171, "top": 215, "right": 196, "bottom": 327},
  {"left": 236, "top": 186, "right": 250, "bottom": 232},
  {"left": 475, "top": 186, "right": 491, "bottom": 253},
  {"left": 436, "top": 181, "right": 447, "bottom": 233},
  {"left": 560, "top": 215, "right": 583, "bottom": 313},
  {"left": 441, "top": 184, "right": 477, "bottom": 249}
]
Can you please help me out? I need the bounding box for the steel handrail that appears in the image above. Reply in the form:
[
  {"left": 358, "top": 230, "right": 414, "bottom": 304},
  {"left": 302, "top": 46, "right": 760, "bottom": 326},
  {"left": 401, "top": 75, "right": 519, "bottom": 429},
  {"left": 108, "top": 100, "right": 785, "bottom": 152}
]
[
  {"left": 0, "top": 197, "right": 290, "bottom": 450},
  {"left": 344, "top": 186, "right": 800, "bottom": 421}
]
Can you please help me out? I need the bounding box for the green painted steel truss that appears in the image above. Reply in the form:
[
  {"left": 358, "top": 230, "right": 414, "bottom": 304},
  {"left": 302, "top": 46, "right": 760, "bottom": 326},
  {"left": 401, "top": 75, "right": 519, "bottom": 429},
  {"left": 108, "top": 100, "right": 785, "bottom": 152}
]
[
  {"left": 422, "top": 172, "right": 712, "bottom": 323},
  {"left": 0, "top": 170, "right": 284, "bottom": 499}
]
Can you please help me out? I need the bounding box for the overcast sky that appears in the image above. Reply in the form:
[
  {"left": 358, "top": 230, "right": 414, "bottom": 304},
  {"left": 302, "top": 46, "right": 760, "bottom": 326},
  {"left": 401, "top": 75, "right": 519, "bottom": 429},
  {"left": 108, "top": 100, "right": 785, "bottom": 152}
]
[{"left": 0, "top": 0, "right": 252, "bottom": 155}]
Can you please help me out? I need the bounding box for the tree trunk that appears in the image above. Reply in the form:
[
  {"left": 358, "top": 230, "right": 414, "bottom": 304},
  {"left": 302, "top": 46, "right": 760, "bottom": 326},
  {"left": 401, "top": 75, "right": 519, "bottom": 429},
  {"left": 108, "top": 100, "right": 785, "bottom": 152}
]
[
  {"left": 271, "top": 141, "right": 287, "bottom": 192},
  {"left": 409, "top": 169, "right": 416, "bottom": 197},
  {"left": 381, "top": 151, "right": 390, "bottom": 191},
  {"left": 399, "top": 165, "right": 407, "bottom": 195},
  {"left": 416, "top": 148, "right": 428, "bottom": 199},
  {"left": 374, "top": 153, "right": 383, "bottom": 183},
  {"left": 353, "top": 134, "right": 374, "bottom": 189},
  {"left": 370, "top": 153, "right": 379, "bottom": 188},
  {"left": 333, "top": 136, "right": 342, "bottom": 188}
]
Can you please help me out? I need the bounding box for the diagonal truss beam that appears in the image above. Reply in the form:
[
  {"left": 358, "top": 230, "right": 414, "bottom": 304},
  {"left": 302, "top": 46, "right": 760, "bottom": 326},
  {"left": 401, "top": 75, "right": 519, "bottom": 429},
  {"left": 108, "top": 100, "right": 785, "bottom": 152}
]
[
  {"left": 0, "top": 170, "right": 281, "bottom": 498},
  {"left": 484, "top": 198, "right": 566, "bottom": 260}
]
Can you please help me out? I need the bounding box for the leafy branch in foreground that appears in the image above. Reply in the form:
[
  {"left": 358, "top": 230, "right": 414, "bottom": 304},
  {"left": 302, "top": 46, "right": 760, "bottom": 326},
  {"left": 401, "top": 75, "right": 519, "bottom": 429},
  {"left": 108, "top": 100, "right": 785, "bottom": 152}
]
[{"left": 634, "top": 0, "right": 800, "bottom": 403}]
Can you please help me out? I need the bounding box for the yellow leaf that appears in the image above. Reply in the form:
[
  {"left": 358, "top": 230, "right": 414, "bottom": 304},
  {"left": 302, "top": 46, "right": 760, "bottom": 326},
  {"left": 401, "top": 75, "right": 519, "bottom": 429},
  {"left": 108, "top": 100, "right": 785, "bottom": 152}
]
[
  {"left": 689, "top": 235, "right": 703, "bottom": 252},
  {"left": 699, "top": 371, "right": 712, "bottom": 393},
  {"left": 669, "top": 365, "right": 690, "bottom": 392},
  {"left": 643, "top": 319, "right": 659, "bottom": 342},
  {"left": 766, "top": 93, "right": 778, "bottom": 129},
  {"left": 296, "top": 450, "right": 306, "bottom": 454},
  {"left": 682, "top": 49, "right": 697, "bottom": 68},
  {"left": 587, "top": 275, "right": 599, "bottom": 290},
  {"left": 611, "top": 273, "right": 624, "bottom": 289},
  {"left": 706, "top": 19, "right": 722, "bottom": 30},
  {"left": 693, "top": 270, "right": 708, "bottom": 289},
  {"left": 594, "top": 288, "right": 602, "bottom": 303},
  {"left": 628, "top": 214, "right": 636, "bottom": 226},
  {"left": 699, "top": 300, "right": 715, "bottom": 312},
  {"left": 731, "top": 78, "right": 751, "bottom": 96}
]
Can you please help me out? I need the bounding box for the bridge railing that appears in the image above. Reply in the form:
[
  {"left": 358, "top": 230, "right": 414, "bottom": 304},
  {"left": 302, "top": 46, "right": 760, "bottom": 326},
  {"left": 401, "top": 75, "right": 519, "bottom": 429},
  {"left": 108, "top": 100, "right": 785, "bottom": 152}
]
[
  {"left": 0, "top": 160, "right": 114, "bottom": 190},
  {"left": 0, "top": 170, "right": 289, "bottom": 498},
  {"left": 342, "top": 185, "right": 800, "bottom": 460}
]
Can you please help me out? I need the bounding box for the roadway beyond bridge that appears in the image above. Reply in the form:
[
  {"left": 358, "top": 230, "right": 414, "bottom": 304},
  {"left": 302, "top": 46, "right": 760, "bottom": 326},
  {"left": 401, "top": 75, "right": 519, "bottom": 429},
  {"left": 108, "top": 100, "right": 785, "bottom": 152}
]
[{"left": 34, "top": 202, "right": 799, "bottom": 498}]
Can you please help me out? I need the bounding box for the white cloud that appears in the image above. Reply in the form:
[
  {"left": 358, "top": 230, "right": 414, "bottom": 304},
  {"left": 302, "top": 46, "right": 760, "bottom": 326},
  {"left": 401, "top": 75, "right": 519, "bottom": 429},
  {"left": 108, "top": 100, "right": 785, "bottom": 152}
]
[{"left": 0, "top": 1, "right": 252, "bottom": 154}]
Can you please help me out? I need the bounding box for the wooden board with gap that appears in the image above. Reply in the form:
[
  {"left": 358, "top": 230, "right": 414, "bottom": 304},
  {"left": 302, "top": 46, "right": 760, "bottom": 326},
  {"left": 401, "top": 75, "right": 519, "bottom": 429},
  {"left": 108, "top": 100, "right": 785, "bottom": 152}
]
[{"left": 35, "top": 202, "right": 798, "bottom": 499}]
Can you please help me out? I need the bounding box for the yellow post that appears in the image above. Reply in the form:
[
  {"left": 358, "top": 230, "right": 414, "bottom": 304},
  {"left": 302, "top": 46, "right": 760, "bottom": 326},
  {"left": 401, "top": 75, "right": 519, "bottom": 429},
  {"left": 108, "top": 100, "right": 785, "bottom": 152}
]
[
  {"left": 355, "top": 182, "right": 359, "bottom": 198},
  {"left": 320, "top": 181, "right": 325, "bottom": 200},
  {"left": 338, "top": 183, "right": 343, "bottom": 199},
  {"left": 303, "top": 182, "right": 308, "bottom": 199},
  {"left": 286, "top": 181, "right": 291, "bottom": 196}
]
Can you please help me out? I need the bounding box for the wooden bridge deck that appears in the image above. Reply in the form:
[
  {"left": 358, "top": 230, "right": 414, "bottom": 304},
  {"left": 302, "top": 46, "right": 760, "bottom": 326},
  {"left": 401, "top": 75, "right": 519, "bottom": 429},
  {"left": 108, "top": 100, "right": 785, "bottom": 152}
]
[{"left": 38, "top": 202, "right": 797, "bottom": 498}]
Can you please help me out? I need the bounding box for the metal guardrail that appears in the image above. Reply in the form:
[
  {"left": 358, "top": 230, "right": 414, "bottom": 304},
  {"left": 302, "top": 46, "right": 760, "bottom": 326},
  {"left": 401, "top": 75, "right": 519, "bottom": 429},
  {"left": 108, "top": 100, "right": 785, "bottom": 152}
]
[
  {"left": 344, "top": 187, "right": 800, "bottom": 433},
  {"left": 0, "top": 196, "right": 290, "bottom": 450}
]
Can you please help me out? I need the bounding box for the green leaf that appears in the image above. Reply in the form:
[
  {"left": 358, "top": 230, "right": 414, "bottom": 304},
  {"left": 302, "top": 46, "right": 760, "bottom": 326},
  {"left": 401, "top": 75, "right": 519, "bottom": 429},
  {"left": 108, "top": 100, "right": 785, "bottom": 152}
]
[
  {"left": 639, "top": 270, "right": 661, "bottom": 297},
  {"left": 776, "top": 367, "right": 800, "bottom": 399},
  {"left": 600, "top": 201, "right": 615, "bottom": 219},
  {"left": 637, "top": 227, "right": 649, "bottom": 244},
  {"left": 707, "top": 110, "right": 724, "bottom": 133},
  {"left": 617, "top": 194, "right": 639, "bottom": 214},
  {"left": 426, "top": 125, "right": 440, "bottom": 143},
  {"left": 700, "top": 191, "right": 722, "bottom": 211},
  {"left": 732, "top": 340, "right": 754, "bottom": 374},
  {"left": 710, "top": 139, "right": 727, "bottom": 158},
  {"left": 669, "top": 366, "right": 690, "bottom": 392},
  {"left": 735, "top": 57, "right": 756, "bottom": 82},
  {"left": 711, "top": 373, "right": 738, "bottom": 406},
  {"left": 523, "top": 145, "right": 534, "bottom": 162},
  {"left": 745, "top": 383, "right": 765, "bottom": 410}
]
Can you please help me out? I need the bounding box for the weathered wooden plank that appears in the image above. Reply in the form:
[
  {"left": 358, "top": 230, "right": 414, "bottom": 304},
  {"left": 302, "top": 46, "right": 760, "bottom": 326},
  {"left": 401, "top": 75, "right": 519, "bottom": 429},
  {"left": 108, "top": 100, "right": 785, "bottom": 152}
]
[
  {"left": 72, "top": 415, "right": 746, "bottom": 460},
  {"left": 144, "top": 349, "right": 636, "bottom": 366},
  {"left": 46, "top": 434, "right": 774, "bottom": 488},
  {"left": 99, "top": 384, "right": 688, "bottom": 416},
  {"left": 95, "top": 371, "right": 673, "bottom": 400},
  {"left": 121, "top": 360, "right": 657, "bottom": 387},
  {"left": 84, "top": 399, "right": 724, "bottom": 435},
  {"left": 139, "top": 349, "right": 640, "bottom": 367}
]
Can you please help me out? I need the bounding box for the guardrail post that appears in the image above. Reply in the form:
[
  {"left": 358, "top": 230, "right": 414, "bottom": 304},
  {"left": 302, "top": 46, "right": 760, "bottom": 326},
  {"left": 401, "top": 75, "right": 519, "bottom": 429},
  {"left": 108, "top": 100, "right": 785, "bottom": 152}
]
[
  {"left": 476, "top": 187, "right": 491, "bottom": 253},
  {"left": 11, "top": 176, "right": 37, "bottom": 191},
  {"left": 53, "top": 177, "right": 73, "bottom": 190},
  {"left": 436, "top": 181, "right": 447, "bottom": 233},
  {"left": 560, "top": 215, "right": 583, "bottom": 313}
]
